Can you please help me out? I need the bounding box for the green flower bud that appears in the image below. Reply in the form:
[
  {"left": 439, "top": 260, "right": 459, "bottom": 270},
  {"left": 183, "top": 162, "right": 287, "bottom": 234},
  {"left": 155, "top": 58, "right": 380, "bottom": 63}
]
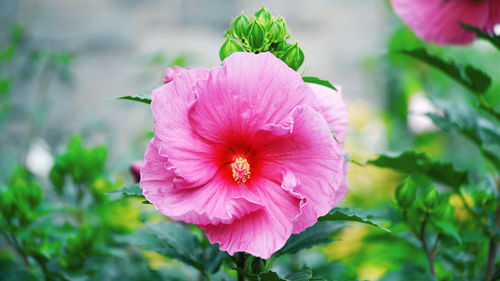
[
  {"left": 277, "top": 42, "right": 304, "bottom": 71},
  {"left": 49, "top": 164, "right": 65, "bottom": 190},
  {"left": 0, "top": 190, "right": 15, "bottom": 222},
  {"left": 26, "top": 182, "right": 42, "bottom": 208},
  {"left": 274, "top": 17, "right": 289, "bottom": 41},
  {"left": 254, "top": 7, "right": 272, "bottom": 25},
  {"left": 434, "top": 203, "right": 453, "bottom": 220},
  {"left": 266, "top": 21, "right": 281, "bottom": 44},
  {"left": 395, "top": 178, "right": 417, "bottom": 209},
  {"left": 247, "top": 19, "right": 266, "bottom": 51},
  {"left": 423, "top": 186, "right": 440, "bottom": 211},
  {"left": 232, "top": 13, "right": 250, "bottom": 40},
  {"left": 219, "top": 37, "right": 244, "bottom": 61}
]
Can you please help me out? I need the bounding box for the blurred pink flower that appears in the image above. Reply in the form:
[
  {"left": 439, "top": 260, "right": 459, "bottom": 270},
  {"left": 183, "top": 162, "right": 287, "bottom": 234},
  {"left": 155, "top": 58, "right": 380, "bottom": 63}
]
[
  {"left": 391, "top": 0, "right": 500, "bottom": 45},
  {"left": 141, "top": 52, "right": 348, "bottom": 259},
  {"left": 130, "top": 161, "right": 144, "bottom": 183}
]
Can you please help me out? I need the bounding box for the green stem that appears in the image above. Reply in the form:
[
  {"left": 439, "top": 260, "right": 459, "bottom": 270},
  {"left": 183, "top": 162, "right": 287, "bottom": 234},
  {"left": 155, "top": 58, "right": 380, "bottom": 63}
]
[
  {"left": 34, "top": 255, "right": 52, "bottom": 281},
  {"left": 2, "top": 231, "right": 29, "bottom": 269},
  {"left": 237, "top": 252, "right": 247, "bottom": 281},
  {"left": 420, "top": 213, "right": 436, "bottom": 278},
  {"left": 485, "top": 178, "right": 500, "bottom": 281}
]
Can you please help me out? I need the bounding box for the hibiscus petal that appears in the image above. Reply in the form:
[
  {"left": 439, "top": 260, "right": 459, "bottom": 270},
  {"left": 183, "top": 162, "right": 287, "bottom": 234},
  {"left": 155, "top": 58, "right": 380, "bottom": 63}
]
[
  {"left": 188, "top": 52, "right": 315, "bottom": 144},
  {"left": 391, "top": 0, "right": 490, "bottom": 45},
  {"left": 164, "top": 66, "right": 207, "bottom": 84},
  {"left": 254, "top": 105, "right": 345, "bottom": 234},
  {"left": 307, "top": 83, "right": 348, "bottom": 142},
  {"left": 152, "top": 67, "right": 220, "bottom": 188},
  {"left": 141, "top": 138, "right": 264, "bottom": 225},
  {"left": 333, "top": 158, "right": 349, "bottom": 207},
  {"left": 202, "top": 172, "right": 304, "bottom": 259}
]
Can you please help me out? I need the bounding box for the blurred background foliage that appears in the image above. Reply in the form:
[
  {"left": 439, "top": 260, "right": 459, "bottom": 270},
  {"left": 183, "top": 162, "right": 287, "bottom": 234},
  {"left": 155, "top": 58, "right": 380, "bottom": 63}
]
[{"left": 1, "top": 1, "right": 500, "bottom": 280}]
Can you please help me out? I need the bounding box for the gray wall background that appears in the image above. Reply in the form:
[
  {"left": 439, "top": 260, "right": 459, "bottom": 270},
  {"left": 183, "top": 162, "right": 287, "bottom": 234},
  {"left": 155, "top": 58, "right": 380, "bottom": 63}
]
[{"left": 0, "top": 0, "right": 391, "bottom": 173}]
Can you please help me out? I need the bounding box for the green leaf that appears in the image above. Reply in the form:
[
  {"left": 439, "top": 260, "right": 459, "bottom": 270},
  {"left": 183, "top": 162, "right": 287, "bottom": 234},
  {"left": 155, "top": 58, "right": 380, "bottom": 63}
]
[
  {"left": 117, "top": 94, "right": 152, "bottom": 104},
  {"left": 261, "top": 271, "right": 284, "bottom": 281},
  {"left": 204, "top": 243, "right": 228, "bottom": 274},
  {"left": 302, "top": 76, "right": 337, "bottom": 91},
  {"left": 461, "top": 23, "right": 500, "bottom": 51},
  {"left": 0, "top": 260, "right": 38, "bottom": 281},
  {"left": 319, "top": 207, "right": 390, "bottom": 232},
  {"left": 285, "top": 268, "right": 313, "bottom": 281},
  {"left": 368, "top": 151, "right": 469, "bottom": 189},
  {"left": 129, "top": 222, "right": 204, "bottom": 272},
  {"left": 106, "top": 184, "right": 143, "bottom": 197},
  {"left": 274, "top": 221, "right": 345, "bottom": 257},
  {"left": 242, "top": 268, "right": 315, "bottom": 281},
  {"left": 400, "top": 48, "right": 492, "bottom": 95},
  {"left": 433, "top": 220, "right": 462, "bottom": 246},
  {"left": 240, "top": 270, "right": 283, "bottom": 281},
  {"left": 426, "top": 99, "right": 500, "bottom": 172}
]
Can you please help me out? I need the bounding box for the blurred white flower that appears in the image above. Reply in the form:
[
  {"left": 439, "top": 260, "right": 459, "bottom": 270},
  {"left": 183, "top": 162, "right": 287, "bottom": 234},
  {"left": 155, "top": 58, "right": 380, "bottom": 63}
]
[
  {"left": 407, "top": 92, "right": 439, "bottom": 134},
  {"left": 495, "top": 24, "right": 500, "bottom": 36},
  {"left": 25, "top": 138, "right": 54, "bottom": 178}
]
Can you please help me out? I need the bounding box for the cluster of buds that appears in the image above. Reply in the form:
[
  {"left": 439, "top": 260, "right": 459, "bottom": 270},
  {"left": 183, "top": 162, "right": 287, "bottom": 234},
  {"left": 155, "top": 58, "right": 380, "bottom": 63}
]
[
  {"left": 0, "top": 168, "right": 43, "bottom": 228},
  {"left": 219, "top": 7, "right": 305, "bottom": 71},
  {"left": 395, "top": 177, "right": 453, "bottom": 219}
]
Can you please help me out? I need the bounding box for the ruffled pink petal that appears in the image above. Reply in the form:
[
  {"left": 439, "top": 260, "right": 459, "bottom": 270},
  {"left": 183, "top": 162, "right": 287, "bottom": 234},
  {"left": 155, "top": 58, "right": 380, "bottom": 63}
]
[
  {"left": 188, "top": 52, "right": 315, "bottom": 144},
  {"left": 333, "top": 157, "right": 349, "bottom": 207},
  {"left": 141, "top": 138, "right": 264, "bottom": 225},
  {"left": 164, "top": 66, "right": 208, "bottom": 84},
  {"left": 202, "top": 171, "right": 304, "bottom": 259},
  {"left": 391, "top": 0, "right": 490, "bottom": 45},
  {"left": 307, "top": 83, "right": 348, "bottom": 142},
  {"left": 152, "top": 67, "right": 222, "bottom": 188},
  {"left": 253, "top": 106, "right": 345, "bottom": 234}
]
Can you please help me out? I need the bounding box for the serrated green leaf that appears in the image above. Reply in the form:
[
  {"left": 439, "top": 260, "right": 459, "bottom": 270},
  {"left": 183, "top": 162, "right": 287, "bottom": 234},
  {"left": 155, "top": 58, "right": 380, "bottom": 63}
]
[
  {"left": 461, "top": 23, "right": 500, "bottom": 51},
  {"left": 117, "top": 94, "right": 152, "bottom": 104},
  {"left": 400, "top": 48, "right": 491, "bottom": 94},
  {"left": 302, "top": 76, "right": 337, "bottom": 91},
  {"left": 285, "top": 267, "right": 313, "bottom": 281},
  {"left": 428, "top": 111, "right": 500, "bottom": 146},
  {"left": 433, "top": 220, "right": 462, "bottom": 246},
  {"left": 240, "top": 270, "right": 284, "bottom": 281},
  {"left": 241, "top": 268, "right": 315, "bottom": 281},
  {"left": 319, "top": 207, "right": 390, "bottom": 232},
  {"left": 274, "top": 221, "right": 345, "bottom": 257},
  {"left": 426, "top": 99, "right": 500, "bottom": 172},
  {"left": 204, "top": 243, "right": 228, "bottom": 274},
  {"left": 106, "top": 184, "right": 143, "bottom": 197},
  {"left": 129, "top": 222, "right": 204, "bottom": 272},
  {"left": 368, "top": 151, "right": 468, "bottom": 189}
]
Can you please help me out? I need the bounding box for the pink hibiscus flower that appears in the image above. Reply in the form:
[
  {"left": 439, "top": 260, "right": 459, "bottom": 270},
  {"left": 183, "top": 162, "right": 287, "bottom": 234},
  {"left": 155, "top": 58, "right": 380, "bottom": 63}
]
[
  {"left": 140, "top": 52, "right": 348, "bottom": 259},
  {"left": 391, "top": 0, "right": 500, "bottom": 45}
]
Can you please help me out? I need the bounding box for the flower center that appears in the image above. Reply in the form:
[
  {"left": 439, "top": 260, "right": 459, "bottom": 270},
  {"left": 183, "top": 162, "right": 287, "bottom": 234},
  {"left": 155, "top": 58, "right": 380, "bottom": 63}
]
[{"left": 231, "top": 156, "right": 251, "bottom": 183}]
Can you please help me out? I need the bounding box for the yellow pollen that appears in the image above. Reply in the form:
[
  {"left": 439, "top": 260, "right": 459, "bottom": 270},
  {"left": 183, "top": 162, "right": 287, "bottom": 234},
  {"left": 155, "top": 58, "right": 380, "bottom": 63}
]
[{"left": 231, "top": 156, "right": 251, "bottom": 183}]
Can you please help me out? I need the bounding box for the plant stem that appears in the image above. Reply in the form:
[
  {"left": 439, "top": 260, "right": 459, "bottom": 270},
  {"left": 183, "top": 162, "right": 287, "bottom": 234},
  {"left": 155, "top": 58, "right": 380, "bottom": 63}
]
[
  {"left": 237, "top": 252, "right": 246, "bottom": 281},
  {"left": 485, "top": 178, "right": 500, "bottom": 281},
  {"left": 420, "top": 213, "right": 436, "bottom": 278},
  {"left": 34, "top": 255, "right": 52, "bottom": 281},
  {"left": 2, "top": 231, "right": 29, "bottom": 269}
]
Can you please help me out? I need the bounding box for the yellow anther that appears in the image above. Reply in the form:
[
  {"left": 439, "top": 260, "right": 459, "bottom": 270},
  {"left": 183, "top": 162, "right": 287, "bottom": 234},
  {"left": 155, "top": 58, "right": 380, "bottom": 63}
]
[{"left": 231, "top": 156, "right": 251, "bottom": 183}]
